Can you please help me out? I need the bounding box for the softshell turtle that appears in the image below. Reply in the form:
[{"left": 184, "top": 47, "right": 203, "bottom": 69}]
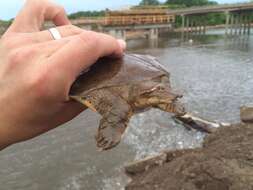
[{"left": 70, "top": 54, "right": 185, "bottom": 150}]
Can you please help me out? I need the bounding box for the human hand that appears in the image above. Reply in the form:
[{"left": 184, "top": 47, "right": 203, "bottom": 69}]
[{"left": 0, "top": 0, "right": 125, "bottom": 150}]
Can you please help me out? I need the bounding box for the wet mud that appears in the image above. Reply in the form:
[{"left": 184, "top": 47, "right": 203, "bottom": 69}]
[{"left": 125, "top": 109, "right": 253, "bottom": 190}]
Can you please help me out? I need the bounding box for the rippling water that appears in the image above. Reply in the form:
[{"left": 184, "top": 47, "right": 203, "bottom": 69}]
[{"left": 1, "top": 30, "right": 253, "bottom": 190}]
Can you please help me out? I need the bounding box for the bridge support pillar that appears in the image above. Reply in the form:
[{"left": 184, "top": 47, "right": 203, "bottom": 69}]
[
  {"left": 235, "top": 14, "right": 240, "bottom": 35},
  {"left": 229, "top": 14, "right": 234, "bottom": 35},
  {"left": 185, "top": 16, "right": 190, "bottom": 39},
  {"left": 108, "top": 29, "right": 126, "bottom": 40},
  {"left": 181, "top": 15, "right": 185, "bottom": 32},
  {"left": 180, "top": 15, "right": 207, "bottom": 39},
  {"left": 149, "top": 28, "right": 159, "bottom": 39},
  {"left": 225, "top": 11, "right": 230, "bottom": 35},
  {"left": 242, "top": 14, "right": 248, "bottom": 35},
  {"left": 188, "top": 17, "right": 195, "bottom": 33},
  {"left": 108, "top": 30, "right": 116, "bottom": 37},
  {"left": 227, "top": 12, "right": 251, "bottom": 36},
  {"left": 247, "top": 15, "right": 251, "bottom": 35},
  {"left": 181, "top": 16, "right": 187, "bottom": 40},
  {"left": 239, "top": 13, "right": 243, "bottom": 35},
  {"left": 203, "top": 19, "right": 207, "bottom": 34}
]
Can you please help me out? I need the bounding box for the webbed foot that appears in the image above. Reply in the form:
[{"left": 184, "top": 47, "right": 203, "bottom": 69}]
[{"left": 95, "top": 118, "right": 128, "bottom": 150}]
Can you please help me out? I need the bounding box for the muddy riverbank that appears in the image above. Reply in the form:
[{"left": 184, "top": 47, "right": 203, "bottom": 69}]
[{"left": 125, "top": 109, "right": 253, "bottom": 190}]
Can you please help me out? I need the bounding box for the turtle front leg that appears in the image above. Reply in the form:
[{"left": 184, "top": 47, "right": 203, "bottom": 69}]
[{"left": 96, "top": 98, "right": 132, "bottom": 151}]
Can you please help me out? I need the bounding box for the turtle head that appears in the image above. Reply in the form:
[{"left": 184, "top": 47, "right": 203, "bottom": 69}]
[
  {"left": 143, "top": 84, "right": 182, "bottom": 103},
  {"left": 135, "top": 80, "right": 185, "bottom": 115}
]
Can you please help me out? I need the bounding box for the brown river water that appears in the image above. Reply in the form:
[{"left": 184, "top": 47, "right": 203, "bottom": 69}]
[{"left": 1, "top": 30, "right": 253, "bottom": 190}]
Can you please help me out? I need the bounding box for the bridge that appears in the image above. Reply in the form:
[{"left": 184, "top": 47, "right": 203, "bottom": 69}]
[
  {"left": 72, "top": 7, "right": 175, "bottom": 40},
  {"left": 70, "top": 3, "right": 253, "bottom": 40},
  {"left": 167, "top": 3, "right": 253, "bottom": 15},
  {"left": 168, "top": 3, "right": 253, "bottom": 36}
]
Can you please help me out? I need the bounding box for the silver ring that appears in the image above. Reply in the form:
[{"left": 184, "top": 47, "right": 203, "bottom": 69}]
[{"left": 48, "top": 28, "right": 62, "bottom": 40}]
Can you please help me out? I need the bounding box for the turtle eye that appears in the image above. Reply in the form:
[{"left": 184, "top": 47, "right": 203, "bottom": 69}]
[
  {"left": 142, "top": 85, "right": 165, "bottom": 96},
  {"left": 156, "top": 86, "right": 165, "bottom": 91},
  {"left": 149, "top": 85, "right": 165, "bottom": 92}
]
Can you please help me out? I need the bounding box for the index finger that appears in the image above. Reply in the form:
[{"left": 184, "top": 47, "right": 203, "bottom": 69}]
[
  {"left": 7, "top": 0, "right": 70, "bottom": 33},
  {"left": 48, "top": 31, "right": 126, "bottom": 83}
]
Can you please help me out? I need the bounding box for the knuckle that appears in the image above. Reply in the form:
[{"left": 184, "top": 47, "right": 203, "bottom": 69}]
[
  {"left": 28, "top": 67, "right": 52, "bottom": 98},
  {"left": 8, "top": 48, "right": 35, "bottom": 65},
  {"left": 28, "top": 66, "right": 67, "bottom": 100},
  {"left": 8, "top": 50, "right": 24, "bottom": 65}
]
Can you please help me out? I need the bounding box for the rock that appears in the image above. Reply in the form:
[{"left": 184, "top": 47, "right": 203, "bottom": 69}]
[
  {"left": 125, "top": 153, "right": 167, "bottom": 176},
  {"left": 240, "top": 106, "right": 253, "bottom": 123},
  {"left": 125, "top": 149, "right": 194, "bottom": 176}
]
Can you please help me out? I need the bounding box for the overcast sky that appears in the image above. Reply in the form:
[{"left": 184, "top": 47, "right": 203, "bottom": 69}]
[{"left": 0, "top": 0, "right": 249, "bottom": 20}]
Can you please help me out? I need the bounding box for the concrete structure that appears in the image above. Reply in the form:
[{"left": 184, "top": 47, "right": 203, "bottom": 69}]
[
  {"left": 169, "top": 3, "right": 253, "bottom": 36},
  {"left": 71, "top": 3, "right": 253, "bottom": 40},
  {"left": 102, "top": 8, "right": 175, "bottom": 39},
  {"left": 103, "top": 23, "right": 173, "bottom": 40},
  {"left": 73, "top": 8, "right": 175, "bottom": 40},
  {"left": 167, "top": 3, "right": 253, "bottom": 15}
]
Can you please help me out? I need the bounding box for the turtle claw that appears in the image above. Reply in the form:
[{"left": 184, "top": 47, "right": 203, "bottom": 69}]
[
  {"left": 95, "top": 128, "right": 122, "bottom": 151},
  {"left": 103, "top": 141, "right": 120, "bottom": 151},
  {"left": 96, "top": 118, "right": 128, "bottom": 150},
  {"left": 96, "top": 135, "right": 105, "bottom": 144},
  {"left": 96, "top": 134, "right": 120, "bottom": 151}
]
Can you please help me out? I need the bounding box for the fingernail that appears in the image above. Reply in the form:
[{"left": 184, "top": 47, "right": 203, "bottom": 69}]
[{"left": 117, "top": 39, "right": 126, "bottom": 50}]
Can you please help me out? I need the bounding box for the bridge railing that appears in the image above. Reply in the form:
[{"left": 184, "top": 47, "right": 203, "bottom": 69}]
[
  {"left": 71, "top": 15, "right": 175, "bottom": 26},
  {"left": 167, "top": 2, "right": 253, "bottom": 15},
  {"left": 104, "top": 15, "right": 175, "bottom": 26},
  {"left": 107, "top": 9, "right": 168, "bottom": 16}
]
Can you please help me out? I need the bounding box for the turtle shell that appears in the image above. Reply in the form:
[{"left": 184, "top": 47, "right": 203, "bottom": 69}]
[{"left": 70, "top": 54, "right": 170, "bottom": 96}]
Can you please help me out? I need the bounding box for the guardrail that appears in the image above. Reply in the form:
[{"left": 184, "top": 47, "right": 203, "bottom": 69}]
[
  {"left": 167, "top": 2, "right": 253, "bottom": 15},
  {"left": 72, "top": 15, "right": 175, "bottom": 26}
]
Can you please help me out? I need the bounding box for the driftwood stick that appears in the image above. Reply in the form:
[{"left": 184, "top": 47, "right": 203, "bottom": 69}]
[{"left": 173, "top": 113, "right": 230, "bottom": 133}]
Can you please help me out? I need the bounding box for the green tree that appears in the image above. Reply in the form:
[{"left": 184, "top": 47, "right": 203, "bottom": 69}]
[
  {"left": 0, "top": 20, "right": 12, "bottom": 27},
  {"left": 68, "top": 11, "right": 105, "bottom": 19},
  {"left": 165, "top": 0, "right": 217, "bottom": 7},
  {"left": 139, "top": 0, "right": 160, "bottom": 6},
  {"left": 164, "top": 0, "right": 223, "bottom": 27}
]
